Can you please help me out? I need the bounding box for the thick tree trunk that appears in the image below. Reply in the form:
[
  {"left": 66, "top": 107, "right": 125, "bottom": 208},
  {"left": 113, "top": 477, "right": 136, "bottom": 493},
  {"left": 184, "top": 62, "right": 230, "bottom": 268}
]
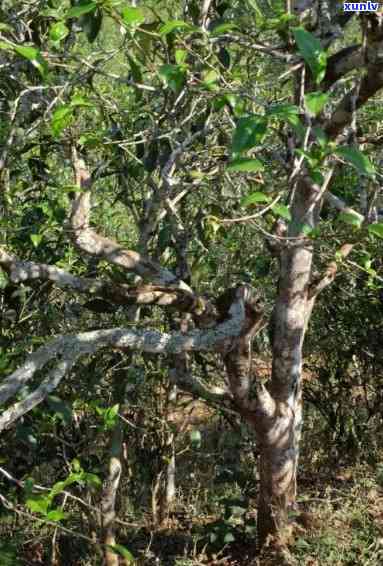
[{"left": 255, "top": 182, "right": 315, "bottom": 548}]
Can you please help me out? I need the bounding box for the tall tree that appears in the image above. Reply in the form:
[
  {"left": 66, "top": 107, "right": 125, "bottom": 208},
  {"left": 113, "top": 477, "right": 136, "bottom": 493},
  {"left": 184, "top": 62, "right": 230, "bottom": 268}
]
[{"left": 1, "top": 0, "right": 383, "bottom": 557}]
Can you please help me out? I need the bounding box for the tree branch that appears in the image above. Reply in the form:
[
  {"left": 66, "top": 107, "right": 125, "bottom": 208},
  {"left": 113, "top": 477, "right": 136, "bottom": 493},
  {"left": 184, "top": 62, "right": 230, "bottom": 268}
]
[
  {"left": 69, "top": 150, "right": 190, "bottom": 289},
  {"left": 308, "top": 243, "right": 354, "bottom": 299},
  {"left": 324, "top": 13, "right": 383, "bottom": 139},
  {"left": 323, "top": 45, "right": 363, "bottom": 89},
  {"left": 0, "top": 287, "right": 252, "bottom": 431},
  {"left": 0, "top": 247, "right": 217, "bottom": 321}
]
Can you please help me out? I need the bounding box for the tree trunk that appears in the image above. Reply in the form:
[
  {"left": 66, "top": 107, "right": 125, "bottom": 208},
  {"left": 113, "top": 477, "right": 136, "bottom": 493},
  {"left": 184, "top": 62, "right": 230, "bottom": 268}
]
[
  {"left": 255, "top": 181, "right": 315, "bottom": 548},
  {"left": 101, "top": 423, "right": 123, "bottom": 566}
]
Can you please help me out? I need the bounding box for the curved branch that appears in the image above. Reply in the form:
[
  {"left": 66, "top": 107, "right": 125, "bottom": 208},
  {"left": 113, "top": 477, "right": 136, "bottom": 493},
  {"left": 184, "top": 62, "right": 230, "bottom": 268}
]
[
  {"left": 324, "top": 13, "right": 383, "bottom": 139},
  {"left": 0, "top": 287, "right": 250, "bottom": 431},
  {"left": 0, "top": 247, "right": 217, "bottom": 321},
  {"left": 323, "top": 45, "right": 363, "bottom": 89},
  {"left": 308, "top": 243, "right": 354, "bottom": 299},
  {"left": 69, "top": 151, "right": 190, "bottom": 290}
]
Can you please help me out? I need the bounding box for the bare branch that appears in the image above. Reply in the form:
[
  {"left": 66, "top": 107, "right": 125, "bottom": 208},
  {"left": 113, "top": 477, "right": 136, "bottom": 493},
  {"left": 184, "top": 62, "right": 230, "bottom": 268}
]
[
  {"left": 325, "top": 192, "right": 365, "bottom": 224},
  {"left": 69, "top": 150, "right": 190, "bottom": 289},
  {"left": 308, "top": 244, "right": 354, "bottom": 299},
  {"left": 0, "top": 247, "right": 217, "bottom": 320},
  {"left": 324, "top": 14, "right": 383, "bottom": 139},
  {"left": 323, "top": 45, "right": 363, "bottom": 89},
  {"left": 0, "top": 287, "right": 251, "bottom": 430}
]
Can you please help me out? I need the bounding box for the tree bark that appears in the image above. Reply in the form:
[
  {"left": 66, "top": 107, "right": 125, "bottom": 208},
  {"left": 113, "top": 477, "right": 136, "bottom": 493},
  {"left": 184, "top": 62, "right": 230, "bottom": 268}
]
[{"left": 255, "top": 176, "right": 315, "bottom": 548}]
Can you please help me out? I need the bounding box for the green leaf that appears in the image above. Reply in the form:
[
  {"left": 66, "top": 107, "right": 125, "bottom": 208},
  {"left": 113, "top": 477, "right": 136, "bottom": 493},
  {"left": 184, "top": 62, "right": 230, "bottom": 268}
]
[
  {"left": 267, "top": 104, "right": 300, "bottom": 119},
  {"left": 267, "top": 103, "right": 304, "bottom": 138},
  {"left": 49, "top": 21, "right": 69, "bottom": 42},
  {"left": 66, "top": 2, "right": 97, "bottom": 18},
  {"left": 159, "top": 20, "right": 193, "bottom": 35},
  {"left": 121, "top": 6, "right": 145, "bottom": 26},
  {"left": 107, "top": 544, "right": 134, "bottom": 562},
  {"left": 103, "top": 403, "right": 120, "bottom": 429},
  {"left": 202, "top": 69, "right": 219, "bottom": 86},
  {"left": 338, "top": 211, "right": 363, "bottom": 228},
  {"left": 83, "top": 472, "right": 102, "bottom": 489},
  {"left": 272, "top": 204, "right": 292, "bottom": 221},
  {"left": 313, "top": 126, "right": 328, "bottom": 148},
  {"left": 304, "top": 92, "right": 328, "bottom": 116},
  {"left": 293, "top": 27, "right": 327, "bottom": 84},
  {"left": 70, "top": 94, "right": 93, "bottom": 107},
  {"left": 0, "top": 23, "right": 12, "bottom": 32},
  {"left": 210, "top": 22, "right": 238, "bottom": 35},
  {"left": 368, "top": 223, "right": 383, "bottom": 239},
  {"left": 175, "top": 49, "right": 187, "bottom": 65},
  {"left": 50, "top": 480, "right": 69, "bottom": 499},
  {"left": 0, "top": 41, "right": 13, "bottom": 51},
  {"left": 46, "top": 509, "right": 67, "bottom": 522},
  {"left": 227, "top": 158, "right": 264, "bottom": 172},
  {"left": 13, "top": 45, "right": 48, "bottom": 79},
  {"left": 158, "top": 64, "right": 186, "bottom": 93},
  {"left": 190, "top": 429, "right": 202, "bottom": 448},
  {"left": 30, "top": 234, "right": 42, "bottom": 248},
  {"left": 247, "top": 0, "right": 264, "bottom": 19},
  {"left": 232, "top": 115, "right": 267, "bottom": 154},
  {"left": 223, "top": 532, "right": 236, "bottom": 543},
  {"left": 26, "top": 495, "right": 50, "bottom": 516},
  {"left": 335, "top": 146, "right": 375, "bottom": 178},
  {"left": 51, "top": 105, "right": 73, "bottom": 137},
  {"left": 241, "top": 192, "right": 271, "bottom": 207}
]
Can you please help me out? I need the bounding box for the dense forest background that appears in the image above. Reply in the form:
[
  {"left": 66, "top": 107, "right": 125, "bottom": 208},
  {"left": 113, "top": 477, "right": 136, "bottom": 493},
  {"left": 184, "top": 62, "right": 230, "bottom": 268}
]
[{"left": 0, "top": 1, "right": 383, "bottom": 565}]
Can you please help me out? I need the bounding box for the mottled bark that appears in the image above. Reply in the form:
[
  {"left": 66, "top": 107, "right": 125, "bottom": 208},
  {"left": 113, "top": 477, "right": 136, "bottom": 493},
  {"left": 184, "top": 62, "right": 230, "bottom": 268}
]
[{"left": 101, "top": 424, "right": 123, "bottom": 566}]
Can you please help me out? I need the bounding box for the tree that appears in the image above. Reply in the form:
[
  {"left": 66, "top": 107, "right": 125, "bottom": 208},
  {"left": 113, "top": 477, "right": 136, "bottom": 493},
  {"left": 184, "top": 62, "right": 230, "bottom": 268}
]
[{"left": 1, "top": 0, "right": 383, "bottom": 559}]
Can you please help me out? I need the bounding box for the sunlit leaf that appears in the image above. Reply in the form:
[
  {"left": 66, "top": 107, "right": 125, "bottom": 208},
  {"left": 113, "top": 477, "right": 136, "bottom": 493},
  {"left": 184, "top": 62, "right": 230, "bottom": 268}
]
[
  {"left": 30, "top": 234, "right": 42, "bottom": 248},
  {"left": 241, "top": 192, "right": 271, "bottom": 207},
  {"left": 227, "top": 158, "right": 264, "bottom": 172},
  {"left": 121, "top": 6, "right": 145, "bottom": 26},
  {"left": 49, "top": 21, "right": 69, "bottom": 42},
  {"left": 175, "top": 49, "right": 187, "bottom": 64},
  {"left": 46, "top": 509, "right": 67, "bottom": 522},
  {"left": 51, "top": 105, "right": 73, "bottom": 138},
  {"left": 159, "top": 20, "right": 193, "bottom": 35},
  {"left": 338, "top": 211, "right": 363, "bottom": 228},
  {"left": 304, "top": 92, "right": 328, "bottom": 116},
  {"left": 107, "top": 544, "right": 134, "bottom": 562},
  {"left": 26, "top": 495, "right": 50, "bottom": 516},
  {"left": 272, "top": 204, "right": 292, "bottom": 221},
  {"left": 70, "top": 94, "right": 93, "bottom": 107},
  {"left": 209, "top": 22, "right": 238, "bottom": 35},
  {"left": 368, "top": 223, "right": 383, "bottom": 239}
]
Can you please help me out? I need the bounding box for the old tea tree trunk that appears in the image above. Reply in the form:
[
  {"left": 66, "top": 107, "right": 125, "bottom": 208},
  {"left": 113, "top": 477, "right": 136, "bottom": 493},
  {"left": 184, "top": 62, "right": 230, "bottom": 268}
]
[{"left": 255, "top": 176, "right": 316, "bottom": 549}]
